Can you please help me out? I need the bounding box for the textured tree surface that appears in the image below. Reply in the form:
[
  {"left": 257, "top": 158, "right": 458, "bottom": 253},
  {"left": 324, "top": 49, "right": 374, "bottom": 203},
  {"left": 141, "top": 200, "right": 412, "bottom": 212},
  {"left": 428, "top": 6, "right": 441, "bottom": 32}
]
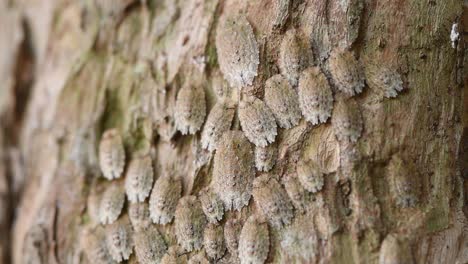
[{"left": 0, "top": 0, "right": 467, "bottom": 264}]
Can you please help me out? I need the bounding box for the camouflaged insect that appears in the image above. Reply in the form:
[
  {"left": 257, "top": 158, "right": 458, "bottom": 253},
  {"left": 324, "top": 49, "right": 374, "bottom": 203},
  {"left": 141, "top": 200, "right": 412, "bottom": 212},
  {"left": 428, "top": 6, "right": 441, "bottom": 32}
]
[
  {"left": 99, "top": 128, "right": 125, "bottom": 180},
  {"left": 298, "top": 67, "right": 334, "bottom": 125},
  {"left": 149, "top": 176, "right": 182, "bottom": 225},
  {"left": 216, "top": 14, "right": 259, "bottom": 88},
  {"left": 201, "top": 100, "right": 236, "bottom": 152},
  {"left": 328, "top": 48, "right": 365, "bottom": 97},
  {"left": 239, "top": 216, "right": 270, "bottom": 264},
  {"left": 212, "top": 131, "right": 255, "bottom": 211},
  {"left": 199, "top": 188, "right": 224, "bottom": 224},
  {"left": 255, "top": 143, "right": 277, "bottom": 172},
  {"left": 174, "top": 196, "right": 207, "bottom": 252},
  {"left": 296, "top": 160, "right": 325, "bottom": 193},
  {"left": 125, "top": 155, "right": 154, "bottom": 203},
  {"left": 134, "top": 226, "right": 167, "bottom": 264},
  {"left": 188, "top": 251, "right": 210, "bottom": 264},
  {"left": 331, "top": 97, "right": 363, "bottom": 143},
  {"left": 283, "top": 176, "right": 309, "bottom": 213},
  {"left": 264, "top": 74, "right": 301, "bottom": 129},
  {"left": 204, "top": 224, "right": 226, "bottom": 260},
  {"left": 128, "top": 202, "right": 151, "bottom": 231},
  {"left": 238, "top": 97, "right": 277, "bottom": 147},
  {"left": 387, "top": 154, "right": 420, "bottom": 208},
  {"left": 105, "top": 217, "right": 134, "bottom": 262},
  {"left": 224, "top": 219, "right": 242, "bottom": 255},
  {"left": 279, "top": 29, "right": 308, "bottom": 87},
  {"left": 379, "top": 234, "right": 414, "bottom": 264},
  {"left": 365, "top": 64, "right": 404, "bottom": 98},
  {"left": 174, "top": 84, "right": 206, "bottom": 135},
  {"left": 280, "top": 215, "right": 318, "bottom": 262},
  {"left": 100, "top": 183, "right": 125, "bottom": 225},
  {"left": 252, "top": 175, "right": 294, "bottom": 228},
  {"left": 83, "top": 227, "right": 116, "bottom": 264}
]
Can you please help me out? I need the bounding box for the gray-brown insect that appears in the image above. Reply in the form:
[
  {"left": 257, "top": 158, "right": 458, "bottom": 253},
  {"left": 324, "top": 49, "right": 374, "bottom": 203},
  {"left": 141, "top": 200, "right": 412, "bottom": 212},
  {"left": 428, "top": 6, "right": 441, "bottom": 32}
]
[
  {"left": 128, "top": 202, "right": 151, "bottom": 231},
  {"left": 100, "top": 183, "right": 125, "bottom": 225},
  {"left": 224, "top": 219, "right": 242, "bottom": 255},
  {"left": 188, "top": 251, "right": 210, "bottom": 264},
  {"left": 279, "top": 29, "right": 308, "bottom": 87},
  {"left": 273, "top": 0, "right": 290, "bottom": 29},
  {"left": 378, "top": 234, "right": 414, "bottom": 264},
  {"left": 298, "top": 67, "right": 334, "bottom": 125},
  {"left": 201, "top": 100, "right": 236, "bottom": 152},
  {"left": 280, "top": 215, "right": 318, "bottom": 262},
  {"left": 203, "top": 224, "right": 226, "bottom": 260},
  {"left": 328, "top": 48, "right": 365, "bottom": 97},
  {"left": 255, "top": 143, "right": 277, "bottom": 172},
  {"left": 134, "top": 226, "right": 167, "bottom": 264},
  {"left": 212, "top": 131, "right": 255, "bottom": 211},
  {"left": 239, "top": 216, "right": 270, "bottom": 264},
  {"left": 387, "top": 154, "right": 420, "bottom": 208},
  {"left": 149, "top": 176, "right": 182, "bottom": 224},
  {"left": 174, "top": 195, "right": 207, "bottom": 252},
  {"left": 199, "top": 188, "right": 224, "bottom": 224},
  {"left": 125, "top": 155, "right": 154, "bottom": 203},
  {"left": 296, "top": 160, "right": 324, "bottom": 193},
  {"left": 331, "top": 96, "right": 363, "bottom": 143},
  {"left": 252, "top": 175, "right": 294, "bottom": 228},
  {"left": 99, "top": 128, "right": 125, "bottom": 180},
  {"left": 174, "top": 84, "right": 206, "bottom": 135},
  {"left": 283, "top": 176, "right": 309, "bottom": 213},
  {"left": 365, "top": 65, "right": 404, "bottom": 98},
  {"left": 82, "top": 227, "right": 116, "bottom": 264},
  {"left": 216, "top": 14, "right": 259, "bottom": 88},
  {"left": 264, "top": 74, "right": 301, "bottom": 129},
  {"left": 105, "top": 217, "right": 134, "bottom": 262},
  {"left": 238, "top": 97, "right": 277, "bottom": 147}
]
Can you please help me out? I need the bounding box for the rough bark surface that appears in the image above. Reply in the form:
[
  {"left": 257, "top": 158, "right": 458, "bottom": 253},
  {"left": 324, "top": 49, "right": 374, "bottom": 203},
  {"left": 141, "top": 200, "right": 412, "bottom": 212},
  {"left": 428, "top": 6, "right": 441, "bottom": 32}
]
[{"left": 0, "top": 0, "right": 467, "bottom": 264}]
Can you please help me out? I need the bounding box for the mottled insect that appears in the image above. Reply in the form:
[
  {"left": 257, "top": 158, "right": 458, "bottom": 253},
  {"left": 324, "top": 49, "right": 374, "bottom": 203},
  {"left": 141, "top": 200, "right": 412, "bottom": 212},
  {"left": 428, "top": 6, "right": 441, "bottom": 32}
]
[
  {"left": 298, "top": 67, "right": 334, "bottom": 125},
  {"left": 188, "top": 251, "right": 210, "bottom": 264},
  {"left": 134, "top": 226, "right": 167, "bottom": 264},
  {"left": 328, "top": 48, "right": 365, "bottom": 97},
  {"left": 239, "top": 216, "right": 270, "bottom": 264},
  {"left": 280, "top": 215, "right": 318, "bottom": 262},
  {"left": 174, "top": 84, "right": 206, "bottom": 135},
  {"left": 99, "top": 128, "right": 125, "bottom": 180},
  {"left": 125, "top": 154, "right": 154, "bottom": 203},
  {"left": 212, "top": 131, "right": 255, "bottom": 211},
  {"left": 82, "top": 227, "right": 116, "bottom": 264},
  {"left": 272, "top": 0, "right": 290, "bottom": 29},
  {"left": 283, "top": 176, "right": 309, "bottom": 213},
  {"left": 255, "top": 143, "right": 277, "bottom": 172},
  {"left": 200, "top": 100, "right": 236, "bottom": 152},
  {"left": 379, "top": 234, "right": 414, "bottom": 264},
  {"left": 199, "top": 188, "right": 224, "bottom": 224},
  {"left": 216, "top": 14, "right": 259, "bottom": 88},
  {"left": 105, "top": 217, "right": 134, "bottom": 262},
  {"left": 128, "top": 202, "right": 151, "bottom": 231},
  {"left": 100, "top": 183, "right": 125, "bottom": 225},
  {"left": 264, "top": 74, "right": 301, "bottom": 129},
  {"left": 174, "top": 196, "right": 207, "bottom": 252},
  {"left": 204, "top": 224, "right": 226, "bottom": 260},
  {"left": 238, "top": 97, "right": 277, "bottom": 147},
  {"left": 296, "top": 160, "right": 324, "bottom": 193},
  {"left": 365, "top": 64, "right": 404, "bottom": 98},
  {"left": 387, "top": 154, "right": 420, "bottom": 208},
  {"left": 331, "top": 96, "right": 363, "bottom": 143},
  {"left": 149, "top": 176, "right": 182, "bottom": 224},
  {"left": 279, "top": 29, "right": 308, "bottom": 87},
  {"left": 224, "top": 219, "right": 242, "bottom": 255},
  {"left": 252, "top": 175, "right": 294, "bottom": 228}
]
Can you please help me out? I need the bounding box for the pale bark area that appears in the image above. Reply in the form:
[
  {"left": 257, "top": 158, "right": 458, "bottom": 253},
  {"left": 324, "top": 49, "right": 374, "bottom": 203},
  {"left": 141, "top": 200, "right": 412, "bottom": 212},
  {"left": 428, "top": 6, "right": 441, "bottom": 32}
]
[{"left": 0, "top": 0, "right": 466, "bottom": 264}]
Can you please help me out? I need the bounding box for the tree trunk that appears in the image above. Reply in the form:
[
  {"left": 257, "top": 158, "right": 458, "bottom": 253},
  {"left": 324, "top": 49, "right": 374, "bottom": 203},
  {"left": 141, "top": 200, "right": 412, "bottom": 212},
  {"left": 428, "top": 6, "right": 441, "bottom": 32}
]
[{"left": 0, "top": 0, "right": 466, "bottom": 263}]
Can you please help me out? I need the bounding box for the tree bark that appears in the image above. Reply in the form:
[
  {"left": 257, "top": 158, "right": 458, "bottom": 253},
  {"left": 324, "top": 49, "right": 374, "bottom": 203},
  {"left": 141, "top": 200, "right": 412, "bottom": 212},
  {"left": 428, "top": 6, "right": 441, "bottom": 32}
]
[{"left": 0, "top": 0, "right": 466, "bottom": 263}]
